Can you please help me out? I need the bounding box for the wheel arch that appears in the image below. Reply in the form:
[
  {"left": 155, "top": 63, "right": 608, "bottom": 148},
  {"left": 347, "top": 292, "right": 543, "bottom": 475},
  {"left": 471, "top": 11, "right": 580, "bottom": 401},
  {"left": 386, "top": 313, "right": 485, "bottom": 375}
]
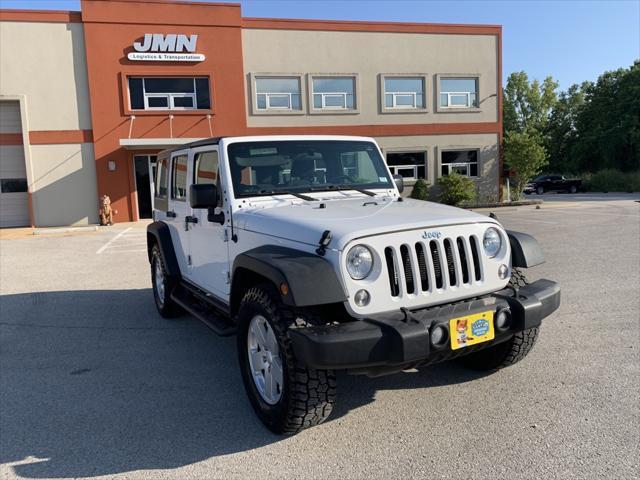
[
  {"left": 146, "top": 221, "right": 180, "bottom": 277},
  {"left": 230, "top": 245, "right": 347, "bottom": 318},
  {"left": 507, "top": 230, "right": 545, "bottom": 268}
]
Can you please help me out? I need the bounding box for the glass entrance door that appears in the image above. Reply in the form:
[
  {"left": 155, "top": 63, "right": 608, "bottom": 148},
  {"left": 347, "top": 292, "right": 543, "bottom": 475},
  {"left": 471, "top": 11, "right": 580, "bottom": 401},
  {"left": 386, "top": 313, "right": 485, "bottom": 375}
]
[{"left": 133, "top": 155, "right": 157, "bottom": 219}]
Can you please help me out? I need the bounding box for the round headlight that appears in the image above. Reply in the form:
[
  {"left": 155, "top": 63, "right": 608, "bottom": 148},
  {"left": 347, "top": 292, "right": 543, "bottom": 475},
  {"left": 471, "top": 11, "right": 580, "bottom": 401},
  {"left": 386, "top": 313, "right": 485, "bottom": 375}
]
[
  {"left": 483, "top": 227, "right": 502, "bottom": 258},
  {"left": 346, "top": 245, "right": 374, "bottom": 280}
]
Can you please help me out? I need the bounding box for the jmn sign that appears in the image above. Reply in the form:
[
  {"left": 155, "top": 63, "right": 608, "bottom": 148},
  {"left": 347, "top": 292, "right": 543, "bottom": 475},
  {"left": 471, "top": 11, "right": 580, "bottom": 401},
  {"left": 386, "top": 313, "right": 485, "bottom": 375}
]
[{"left": 127, "top": 34, "right": 206, "bottom": 62}]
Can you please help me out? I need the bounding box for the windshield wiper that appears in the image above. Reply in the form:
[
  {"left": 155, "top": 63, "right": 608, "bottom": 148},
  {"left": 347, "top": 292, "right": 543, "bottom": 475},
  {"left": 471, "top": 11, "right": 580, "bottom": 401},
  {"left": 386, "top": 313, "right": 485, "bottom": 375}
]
[
  {"left": 259, "top": 190, "right": 318, "bottom": 202},
  {"left": 310, "top": 185, "right": 377, "bottom": 197}
]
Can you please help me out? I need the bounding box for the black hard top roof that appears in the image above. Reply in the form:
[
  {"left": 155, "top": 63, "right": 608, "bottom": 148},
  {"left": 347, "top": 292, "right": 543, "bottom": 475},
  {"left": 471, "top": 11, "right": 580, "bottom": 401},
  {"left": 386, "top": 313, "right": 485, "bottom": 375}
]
[{"left": 161, "top": 137, "right": 225, "bottom": 155}]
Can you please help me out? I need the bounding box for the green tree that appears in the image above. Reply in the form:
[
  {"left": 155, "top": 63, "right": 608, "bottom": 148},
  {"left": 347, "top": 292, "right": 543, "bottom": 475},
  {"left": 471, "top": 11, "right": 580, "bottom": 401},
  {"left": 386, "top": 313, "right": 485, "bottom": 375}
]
[
  {"left": 544, "top": 83, "right": 588, "bottom": 173},
  {"left": 504, "top": 131, "right": 547, "bottom": 199},
  {"left": 503, "top": 72, "right": 558, "bottom": 136},
  {"left": 571, "top": 61, "right": 640, "bottom": 172}
]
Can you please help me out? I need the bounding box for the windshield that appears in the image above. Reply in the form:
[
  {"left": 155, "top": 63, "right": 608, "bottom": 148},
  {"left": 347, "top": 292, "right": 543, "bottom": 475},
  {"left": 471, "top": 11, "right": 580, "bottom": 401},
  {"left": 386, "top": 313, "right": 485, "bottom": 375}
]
[{"left": 227, "top": 140, "right": 393, "bottom": 198}]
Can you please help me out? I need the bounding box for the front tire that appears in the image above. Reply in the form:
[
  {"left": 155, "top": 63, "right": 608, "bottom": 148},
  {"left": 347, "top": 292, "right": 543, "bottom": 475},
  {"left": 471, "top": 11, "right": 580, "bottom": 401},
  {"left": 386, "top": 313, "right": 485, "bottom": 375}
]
[
  {"left": 569, "top": 185, "right": 577, "bottom": 194},
  {"left": 536, "top": 186, "right": 544, "bottom": 195},
  {"left": 237, "top": 285, "right": 336, "bottom": 435},
  {"left": 458, "top": 268, "right": 539, "bottom": 371}
]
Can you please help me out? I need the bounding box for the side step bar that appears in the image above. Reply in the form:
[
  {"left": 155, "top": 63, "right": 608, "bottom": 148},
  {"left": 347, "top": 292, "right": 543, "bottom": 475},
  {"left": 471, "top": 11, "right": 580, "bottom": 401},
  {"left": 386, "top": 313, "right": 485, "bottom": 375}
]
[{"left": 170, "top": 281, "right": 236, "bottom": 336}]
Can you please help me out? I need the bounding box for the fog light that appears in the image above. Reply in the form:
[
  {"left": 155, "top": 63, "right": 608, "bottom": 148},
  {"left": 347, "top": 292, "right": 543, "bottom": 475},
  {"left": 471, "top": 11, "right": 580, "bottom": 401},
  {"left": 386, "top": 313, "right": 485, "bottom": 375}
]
[
  {"left": 354, "top": 289, "right": 370, "bottom": 307},
  {"left": 430, "top": 324, "right": 448, "bottom": 347},
  {"left": 498, "top": 264, "right": 509, "bottom": 279},
  {"left": 495, "top": 308, "right": 512, "bottom": 331}
]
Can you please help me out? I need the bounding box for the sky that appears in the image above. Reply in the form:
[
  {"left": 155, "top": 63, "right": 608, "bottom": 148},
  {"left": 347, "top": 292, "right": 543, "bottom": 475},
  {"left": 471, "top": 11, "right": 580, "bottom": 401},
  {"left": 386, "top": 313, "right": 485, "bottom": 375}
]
[{"left": 1, "top": 0, "right": 638, "bottom": 91}]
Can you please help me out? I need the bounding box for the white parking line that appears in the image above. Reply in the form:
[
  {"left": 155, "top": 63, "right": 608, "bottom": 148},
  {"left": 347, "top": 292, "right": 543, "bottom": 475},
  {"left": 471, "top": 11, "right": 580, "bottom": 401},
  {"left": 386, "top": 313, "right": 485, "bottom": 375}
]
[{"left": 96, "top": 227, "right": 132, "bottom": 254}]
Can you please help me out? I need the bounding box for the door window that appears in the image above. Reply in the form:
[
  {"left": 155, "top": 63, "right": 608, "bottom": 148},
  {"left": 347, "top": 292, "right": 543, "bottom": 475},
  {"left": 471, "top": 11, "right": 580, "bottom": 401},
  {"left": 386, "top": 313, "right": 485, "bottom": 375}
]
[
  {"left": 194, "top": 151, "right": 219, "bottom": 185},
  {"left": 171, "top": 155, "right": 188, "bottom": 201}
]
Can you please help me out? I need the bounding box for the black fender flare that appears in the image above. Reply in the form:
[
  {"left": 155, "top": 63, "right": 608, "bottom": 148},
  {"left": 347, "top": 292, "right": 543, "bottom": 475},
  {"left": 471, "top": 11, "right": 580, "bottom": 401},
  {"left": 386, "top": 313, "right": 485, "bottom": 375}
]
[
  {"left": 146, "top": 221, "right": 180, "bottom": 277},
  {"left": 232, "top": 245, "right": 347, "bottom": 309},
  {"left": 506, "top": 230, "right": 545, "bottom": 268}
]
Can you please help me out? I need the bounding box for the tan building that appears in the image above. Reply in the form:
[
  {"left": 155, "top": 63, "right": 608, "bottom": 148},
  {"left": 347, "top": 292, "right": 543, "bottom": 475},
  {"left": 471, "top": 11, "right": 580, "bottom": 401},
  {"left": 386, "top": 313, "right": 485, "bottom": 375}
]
[{"left": 0, "top": 0, "right": 502, "bottom": 227}]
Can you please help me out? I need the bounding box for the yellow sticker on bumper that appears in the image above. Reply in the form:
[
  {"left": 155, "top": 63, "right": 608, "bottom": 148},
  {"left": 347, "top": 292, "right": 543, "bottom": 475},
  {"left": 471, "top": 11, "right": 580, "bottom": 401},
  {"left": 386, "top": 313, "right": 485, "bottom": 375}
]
[{"left": 449, "top": 311, "right": 495, "bottom": 350}]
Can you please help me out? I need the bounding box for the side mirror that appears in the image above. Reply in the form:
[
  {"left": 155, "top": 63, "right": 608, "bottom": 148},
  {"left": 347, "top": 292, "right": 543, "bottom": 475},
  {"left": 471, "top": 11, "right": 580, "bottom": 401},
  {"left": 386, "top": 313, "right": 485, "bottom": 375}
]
[
  {"left": 189, "top": 183, "right": 217, "bottom": 209},
  {"left": 393, "top": 174, "right": 404, "bottom": 194}
]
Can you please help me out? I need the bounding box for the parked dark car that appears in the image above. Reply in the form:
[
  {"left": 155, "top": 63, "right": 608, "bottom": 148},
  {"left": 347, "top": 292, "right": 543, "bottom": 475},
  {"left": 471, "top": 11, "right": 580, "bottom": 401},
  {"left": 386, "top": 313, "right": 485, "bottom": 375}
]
[{"left": 524, "top": 175, "right": 582, "bottom": 194}]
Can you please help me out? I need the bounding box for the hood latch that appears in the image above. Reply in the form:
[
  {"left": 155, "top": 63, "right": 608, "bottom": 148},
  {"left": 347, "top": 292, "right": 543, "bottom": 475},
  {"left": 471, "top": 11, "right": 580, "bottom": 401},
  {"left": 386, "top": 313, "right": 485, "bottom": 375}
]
[{"left": 316, "top": 230, "right": 332, "bottom": 256}]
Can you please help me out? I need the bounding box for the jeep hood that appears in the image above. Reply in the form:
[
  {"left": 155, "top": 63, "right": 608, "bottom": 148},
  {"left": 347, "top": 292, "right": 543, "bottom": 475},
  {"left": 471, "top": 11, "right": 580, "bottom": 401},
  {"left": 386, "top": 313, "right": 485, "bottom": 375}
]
[{"left": 234, "top": 196, "right": 498, "bottom": 251}]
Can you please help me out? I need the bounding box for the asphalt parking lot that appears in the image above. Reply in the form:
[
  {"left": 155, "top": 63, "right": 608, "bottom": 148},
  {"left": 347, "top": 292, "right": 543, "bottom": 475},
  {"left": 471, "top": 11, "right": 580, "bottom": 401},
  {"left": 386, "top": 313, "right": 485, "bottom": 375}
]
[{"left": 1, "top": 194, "right": 638, "bottom": 480}]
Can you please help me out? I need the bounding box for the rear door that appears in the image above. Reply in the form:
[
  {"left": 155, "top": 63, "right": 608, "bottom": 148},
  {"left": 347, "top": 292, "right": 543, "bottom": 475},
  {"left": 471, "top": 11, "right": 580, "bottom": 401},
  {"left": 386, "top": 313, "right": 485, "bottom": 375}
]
[
  {"left": 165, "top": 150, "right": 192, "bottom": 275},
  {"left": 186, "top": 147, "right": 230, "bottom": 299}
]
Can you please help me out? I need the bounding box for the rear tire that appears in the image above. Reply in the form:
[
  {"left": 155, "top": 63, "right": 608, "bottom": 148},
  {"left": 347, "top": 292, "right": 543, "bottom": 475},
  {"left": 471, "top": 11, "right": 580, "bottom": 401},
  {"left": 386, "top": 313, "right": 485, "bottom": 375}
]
[
  {"left": 569, "top": 185, "right": 577, "bottom": 194},
  {"left": 237, "top": 285, "right": 336, "bottom": 435},
  {"left": 150, "top": 245, "right": 182, "bottom": 318},
  {"left": 458, "top": 267, "right": 539, "bottom": 371}
]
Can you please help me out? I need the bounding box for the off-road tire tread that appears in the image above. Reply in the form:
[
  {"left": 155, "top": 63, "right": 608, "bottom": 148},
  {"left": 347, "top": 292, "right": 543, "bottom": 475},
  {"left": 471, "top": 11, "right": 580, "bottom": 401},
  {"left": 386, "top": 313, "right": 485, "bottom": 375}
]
[
  {"left": 151, "top": 245, "right": 182, "bottom": 318},
  {"left": 239, "top": 286, "right": 336, "bottom": 435},
  {"left": 460, "top": 268, "right": 539, "bottom": 370},
  {"left": 459, "top": 327, "right": 539, "bottom": 371},
  {"left": 509, "top": 267, "right": 529, "bottom": 288}
]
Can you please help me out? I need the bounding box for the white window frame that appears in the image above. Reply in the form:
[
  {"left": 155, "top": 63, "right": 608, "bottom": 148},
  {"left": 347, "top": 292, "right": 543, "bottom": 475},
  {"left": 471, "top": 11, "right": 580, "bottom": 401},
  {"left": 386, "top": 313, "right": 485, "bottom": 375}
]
[
  {"left": 134, "top": 77, "right": 205, "bottom": 111},
  {"left": 436, "top": 75, "right": 481, "bottom": 112},
  {"left": 314, "top": 92, "right": 348, "bottom": 110},
  {"left": 440, "top": 91, "right": 477, "bottom": 109},
  {"left": 386, "top": 151, "right": 428, "bottom": 181},
  {"left": 440, "top": 149, "right": 480, "bottom": 178},
  {"left": 253, "top": 75, "right": 304, "bottom": 114},
  {"left": 256, "top": 92, "right": 297, "bottom": 110},
  {"left": 308, "top": 74, "right": 359, "bottom": 114},
  {"left": 386, "top": 92, "right": 419, "bottom": 109},
  {"left": 380, "top": 74, "right": 428, "bottom": 113}
]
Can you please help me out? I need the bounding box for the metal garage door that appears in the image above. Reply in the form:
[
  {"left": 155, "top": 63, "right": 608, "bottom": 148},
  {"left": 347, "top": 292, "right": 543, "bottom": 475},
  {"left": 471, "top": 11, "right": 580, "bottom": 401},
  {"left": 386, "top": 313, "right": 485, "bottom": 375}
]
[{"left": 0, "top": 101, "right": 29, "bottom": 227}]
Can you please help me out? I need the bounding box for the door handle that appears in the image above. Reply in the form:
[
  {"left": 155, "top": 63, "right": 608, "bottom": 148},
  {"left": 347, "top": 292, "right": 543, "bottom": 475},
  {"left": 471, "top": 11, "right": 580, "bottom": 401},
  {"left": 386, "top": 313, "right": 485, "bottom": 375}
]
[
  {"left": 184, "top": 215, "right": 198, "bottom": 231},
  {"left": 166, "top": 210, "right": 177, "bottom": 218}
]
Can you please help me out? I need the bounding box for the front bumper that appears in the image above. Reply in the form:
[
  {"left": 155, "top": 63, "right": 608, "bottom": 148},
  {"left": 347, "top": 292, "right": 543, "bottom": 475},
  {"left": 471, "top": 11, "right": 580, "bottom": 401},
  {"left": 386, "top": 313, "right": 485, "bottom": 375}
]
[{"left": 289, "top": 279, "right": 560, "bottom": 376}]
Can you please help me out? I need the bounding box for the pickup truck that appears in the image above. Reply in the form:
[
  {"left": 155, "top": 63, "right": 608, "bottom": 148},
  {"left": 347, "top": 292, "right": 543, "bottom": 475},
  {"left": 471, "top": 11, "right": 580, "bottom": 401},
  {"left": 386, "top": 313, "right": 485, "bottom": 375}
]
[
  {"left": 146, "top": 135, "right": 561, "bottom": 435},
  {"left": 524, "top": 174, "right": 582, "bottom": 194}
]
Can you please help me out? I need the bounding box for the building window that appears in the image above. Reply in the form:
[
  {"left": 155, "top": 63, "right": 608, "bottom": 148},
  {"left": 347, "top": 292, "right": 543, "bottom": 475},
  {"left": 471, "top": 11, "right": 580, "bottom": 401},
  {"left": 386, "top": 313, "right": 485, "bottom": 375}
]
[
  {"left": 439, "top": 77, "right": 479, "bottom": 108},
  {"left": 128, "top": 77, "right": 210, "bottom": 111},
  {"left": 171, "top": 155, "right": 188, "bottom": 201},
  {"left": 311, "top": 76, "right": 356, "bottom": 110},
  {"left": 255, "top": 76, "right": 302, "bottom": 111},
  {"left": 386, "top": 152, "right": 427, "bottom": 180},
  {"left": 441, "top": 150, "right": 479, "bottom": 177},
  {"left": 0, "top": 178, "right": 28, "bottom": 193},
  {"left": 383, "top": 76, "right": 426, "bottom": 110}
]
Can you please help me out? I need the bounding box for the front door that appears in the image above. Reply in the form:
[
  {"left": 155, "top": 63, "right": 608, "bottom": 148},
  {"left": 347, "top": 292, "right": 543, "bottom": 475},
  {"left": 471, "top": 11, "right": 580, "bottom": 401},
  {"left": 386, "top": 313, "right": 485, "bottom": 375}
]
[
  {"left": 186, "top": 147, "right": 230, "bottom": 299},
  {"left": 133, "top": 155, "right": 156, "bottom": 219}
]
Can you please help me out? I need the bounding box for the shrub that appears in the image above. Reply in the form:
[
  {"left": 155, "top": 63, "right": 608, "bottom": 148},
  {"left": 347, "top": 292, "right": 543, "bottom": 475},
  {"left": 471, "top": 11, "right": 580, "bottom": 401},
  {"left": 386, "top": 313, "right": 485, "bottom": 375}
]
[
  {"left": 437, "top": 171, "right": 476, "bottom": 206},
  {"left": 582, "top": 169, "right": 640, "bottom": 193},
  {"left": 410, "top": 178, "right": 430, "bottom": 200}
]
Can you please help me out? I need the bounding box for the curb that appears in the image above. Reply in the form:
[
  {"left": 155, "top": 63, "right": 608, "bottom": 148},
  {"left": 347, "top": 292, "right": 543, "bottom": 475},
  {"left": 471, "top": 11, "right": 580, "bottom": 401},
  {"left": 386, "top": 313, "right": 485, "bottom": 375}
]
[
  {"left": 32, "top": 226, "right": 99, "bottom": 235},
  {"left": 465, "top": 200, "right": 543, "bottom": 210}
]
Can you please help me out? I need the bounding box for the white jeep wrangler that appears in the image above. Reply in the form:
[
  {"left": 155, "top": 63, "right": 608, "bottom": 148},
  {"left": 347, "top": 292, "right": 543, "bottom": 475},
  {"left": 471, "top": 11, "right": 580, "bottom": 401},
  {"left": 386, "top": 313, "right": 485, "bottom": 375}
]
[{"left": 147, "top": 135, "right": 560, "bottom": 435}]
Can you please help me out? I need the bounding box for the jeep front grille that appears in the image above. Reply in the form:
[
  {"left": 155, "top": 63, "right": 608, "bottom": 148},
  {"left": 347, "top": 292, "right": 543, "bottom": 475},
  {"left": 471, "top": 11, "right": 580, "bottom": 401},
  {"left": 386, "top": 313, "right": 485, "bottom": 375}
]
[{"left": 384, "top": 236, "right": 483, "bottom": 297}]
